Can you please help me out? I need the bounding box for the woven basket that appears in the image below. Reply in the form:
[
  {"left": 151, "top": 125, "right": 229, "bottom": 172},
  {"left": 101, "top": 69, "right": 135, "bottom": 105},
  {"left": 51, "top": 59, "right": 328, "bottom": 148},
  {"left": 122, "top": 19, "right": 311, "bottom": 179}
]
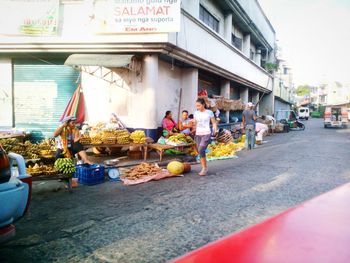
[
  {"left": 215, "top": 98, "right": 224, "bottom": 110},
  {"left": 216, "top": 130, "right": 233, "bottom": 143},
  {"left": 223, "top": 99, "right": 233, "bottom": 111}
]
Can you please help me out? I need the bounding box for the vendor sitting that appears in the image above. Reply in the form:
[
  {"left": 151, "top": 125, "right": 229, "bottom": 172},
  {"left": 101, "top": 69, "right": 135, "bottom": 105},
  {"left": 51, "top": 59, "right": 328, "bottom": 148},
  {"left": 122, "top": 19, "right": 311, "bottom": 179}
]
[
  {"left": 53, "top": 116, "right": 92, "bottom": 164},
  {"left": 162, "top": 111, "right": 178, "bottom": 137},
  {"left": 178, "top": 110, "right": 193, "bottom": 136}
]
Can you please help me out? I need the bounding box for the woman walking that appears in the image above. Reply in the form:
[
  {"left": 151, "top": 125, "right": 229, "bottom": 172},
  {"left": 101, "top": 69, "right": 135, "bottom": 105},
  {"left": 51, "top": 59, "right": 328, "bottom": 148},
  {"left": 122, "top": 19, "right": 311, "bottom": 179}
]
[{"left": 193, "top": 98, "right": 218, "bottom": 176}]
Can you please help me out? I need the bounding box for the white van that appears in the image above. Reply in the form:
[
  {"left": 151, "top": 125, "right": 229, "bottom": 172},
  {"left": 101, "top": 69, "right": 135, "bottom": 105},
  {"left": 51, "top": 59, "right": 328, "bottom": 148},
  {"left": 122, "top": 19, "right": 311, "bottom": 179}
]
[{"left": 298, "top": 107, "right": 310, "bottom": 120}]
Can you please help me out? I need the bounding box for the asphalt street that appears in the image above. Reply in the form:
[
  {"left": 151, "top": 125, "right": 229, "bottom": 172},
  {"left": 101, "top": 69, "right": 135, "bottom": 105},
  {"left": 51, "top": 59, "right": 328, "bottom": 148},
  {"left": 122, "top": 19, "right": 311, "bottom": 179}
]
[{"left": 1, "top": 118, "right": 350, "bottom": 263}]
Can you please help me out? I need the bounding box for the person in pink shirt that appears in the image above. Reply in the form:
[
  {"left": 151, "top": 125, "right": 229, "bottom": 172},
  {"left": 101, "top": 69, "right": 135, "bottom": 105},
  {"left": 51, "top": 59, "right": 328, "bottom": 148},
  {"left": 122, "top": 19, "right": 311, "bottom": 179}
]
[{"left": 162, "top": 111, "right": 178, "bottom": 137}]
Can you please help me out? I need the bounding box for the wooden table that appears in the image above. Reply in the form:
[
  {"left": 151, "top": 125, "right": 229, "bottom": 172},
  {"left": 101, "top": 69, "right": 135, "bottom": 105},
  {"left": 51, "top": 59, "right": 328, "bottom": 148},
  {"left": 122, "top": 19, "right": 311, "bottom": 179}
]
[
  {"left": 148, "top": 143, "right": 195, "bottom": 161},
  {"left": 82, "top": 143, "right": 148, "bottom": 160}
]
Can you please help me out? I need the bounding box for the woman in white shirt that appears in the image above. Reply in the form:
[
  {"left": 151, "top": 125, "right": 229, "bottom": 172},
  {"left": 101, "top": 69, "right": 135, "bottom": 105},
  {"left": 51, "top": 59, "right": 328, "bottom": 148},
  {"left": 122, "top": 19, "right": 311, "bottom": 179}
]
[{"left": 193, "top": 98, "right": 218, "bottom": 176}]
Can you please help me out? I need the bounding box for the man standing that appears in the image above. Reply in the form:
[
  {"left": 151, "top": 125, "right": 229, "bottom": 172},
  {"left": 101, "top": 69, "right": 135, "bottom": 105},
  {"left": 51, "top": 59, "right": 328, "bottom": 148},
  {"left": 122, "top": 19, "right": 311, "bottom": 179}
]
[{"left": 242, "top": 102, "right": 257, "bottom": 150}]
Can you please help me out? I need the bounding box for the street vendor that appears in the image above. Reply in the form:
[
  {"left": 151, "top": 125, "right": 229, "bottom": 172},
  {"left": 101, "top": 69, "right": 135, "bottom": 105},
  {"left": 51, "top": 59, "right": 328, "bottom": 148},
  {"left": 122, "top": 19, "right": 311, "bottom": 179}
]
[
  {"left": 255, "top": 122, "right": 268, "bottom": 144},
  {"left": 162, "top": 111, "right": 178, "bottom": 137},
  {"left": 178, "top": 110, "right": 192, "bottom": 135},
  {"left": 53, "top": 116, "right": 92, "bottom": 164}
]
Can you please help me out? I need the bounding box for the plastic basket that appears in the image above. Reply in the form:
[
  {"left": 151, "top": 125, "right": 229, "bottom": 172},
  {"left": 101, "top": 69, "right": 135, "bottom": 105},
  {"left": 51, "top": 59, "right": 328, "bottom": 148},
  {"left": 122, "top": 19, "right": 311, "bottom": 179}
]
[{"left": 74, "top": 164, "right": 105, "bottom": 185}]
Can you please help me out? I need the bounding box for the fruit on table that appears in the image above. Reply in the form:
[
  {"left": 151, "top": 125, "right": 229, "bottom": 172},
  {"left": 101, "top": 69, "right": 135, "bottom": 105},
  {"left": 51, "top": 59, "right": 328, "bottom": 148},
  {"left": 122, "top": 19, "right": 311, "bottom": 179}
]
[
  {"left": 167, "top": 161, "right": 184, "bottom": 175},
  {"left": 90, "top": 134, "right": 103, "bottom": 145},
  {"left": 130, "top": 130, "right": 146, "bottom": 144},
  {"left": 54, "top": 158, "right": 76, "bottom": 174},
  {"left": 168, "top": 134, "right": 194, "bottom": 144}
]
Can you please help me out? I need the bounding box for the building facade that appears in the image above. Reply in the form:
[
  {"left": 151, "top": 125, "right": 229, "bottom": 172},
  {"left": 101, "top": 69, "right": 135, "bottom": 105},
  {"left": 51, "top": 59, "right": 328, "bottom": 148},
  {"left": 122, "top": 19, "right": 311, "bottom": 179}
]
[
  {"left": 0, "top": 0, "right": 276, "bottom": 138},
  {"left": 273, "top": 48, "right": 295, "bottom": 114}
]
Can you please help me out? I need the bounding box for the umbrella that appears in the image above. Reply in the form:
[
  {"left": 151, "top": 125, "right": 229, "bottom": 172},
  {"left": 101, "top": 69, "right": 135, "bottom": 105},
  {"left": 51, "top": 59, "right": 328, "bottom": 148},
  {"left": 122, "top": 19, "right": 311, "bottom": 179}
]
[{"left": 60, "top": 86, "right": 85, "bottom": 124}]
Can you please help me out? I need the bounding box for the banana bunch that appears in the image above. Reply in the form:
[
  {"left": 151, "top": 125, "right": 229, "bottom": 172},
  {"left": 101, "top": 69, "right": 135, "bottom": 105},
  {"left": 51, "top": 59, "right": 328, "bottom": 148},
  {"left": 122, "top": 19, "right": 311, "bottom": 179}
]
[
  {"left": 130, "top": 130, "right": 146, "bottom": 144},
  {"left": 38, "top": 139, "right": 56, "bottom": 151},
  {"left": 117, "top": 135, "right": 130, "bottom": 144},
  {"left": 0, "top": 138, "right": 18, "bottom": 152},
  {"left": 54, "top": 158, "right": 76, "bottom": 174},
  {"left": 27, "top": 163, "right": 58, "bottom": 176},
  {"left": 80, "top": 134, "right": 92, "bottom": 144},
  {"left": 168, "top": 133, "right": 187, "bottom": 144},
  {"left": 185, "top": 136, "right": 194, "bottom": 143},
  {"left": 90, "top": 134, "right": 103, "bottom": 145},
  {"left": 207, "top": 142, "right": 237, "bottom": 158}
]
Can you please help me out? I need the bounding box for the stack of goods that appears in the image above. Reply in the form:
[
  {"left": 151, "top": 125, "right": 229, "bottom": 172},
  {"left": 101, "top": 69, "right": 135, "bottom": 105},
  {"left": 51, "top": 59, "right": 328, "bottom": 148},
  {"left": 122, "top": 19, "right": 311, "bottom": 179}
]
[
  {"left": 101, "top": 129, "right": 118, "bottom": 144},
  {"left": 13, "top": 141, "right": 40, "bottom": 159},
  {"left": 0, "top": 138, "right": 54, "bottom": 159},
  {"left": 233, "top": 99, "right": 246, "bottom": 110},
  {"left": 0, "top": 138, "right": 18, "bottom": 153},
  {"left": 213, "top": 95, "right": 224, "bottom": 110},
  {"left": 80, "top": 134, "right": 92, "bottom": 145},
  {"left": 129, "top": 130, "right": 146, "bottom": 144},
  {"left": 90, "top": 133, "right": 103, "bottom": 145},
  {"left": 223, "top": 99, "right": 234, "bottom": 111},
  {"left": 122, "top": 163, "right": 162, "bottom": 180},
  {"left": 116, "top": 129, "right": 131, "bottom": 144},
  {"left": 54, "top": 158, "right": 76, "bottom": 175},
  {"left": 207, "top": 142, "right": 245, "bottom": 158},
  {"left": 38, "top": 139, "right": 56, "bottom": 158},
  {"left": 167, "top": 134, "right": 194, "bottom": 146},
  {"left": 26, "top": 163, "right": 58, "bottom": 176}
]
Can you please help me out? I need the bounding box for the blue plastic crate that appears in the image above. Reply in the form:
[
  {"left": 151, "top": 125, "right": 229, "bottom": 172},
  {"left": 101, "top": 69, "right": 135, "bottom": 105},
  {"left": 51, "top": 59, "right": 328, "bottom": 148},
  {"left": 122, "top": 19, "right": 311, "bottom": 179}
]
[{"left": 74, "top": 164, "right": 105, "bottom": 185}]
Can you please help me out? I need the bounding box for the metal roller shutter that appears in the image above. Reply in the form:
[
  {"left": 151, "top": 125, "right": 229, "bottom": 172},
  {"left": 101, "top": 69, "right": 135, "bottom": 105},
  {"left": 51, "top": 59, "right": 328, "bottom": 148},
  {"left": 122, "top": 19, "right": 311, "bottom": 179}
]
[{"left": 13, "top": 59, "right": 79, "bottom": 141}]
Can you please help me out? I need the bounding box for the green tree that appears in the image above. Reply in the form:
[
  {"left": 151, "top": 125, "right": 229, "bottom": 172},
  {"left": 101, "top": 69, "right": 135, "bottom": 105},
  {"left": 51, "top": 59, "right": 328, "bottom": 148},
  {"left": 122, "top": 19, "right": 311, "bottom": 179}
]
[{"left": 296, "top": 85, "right": 311, "bottom": 96}]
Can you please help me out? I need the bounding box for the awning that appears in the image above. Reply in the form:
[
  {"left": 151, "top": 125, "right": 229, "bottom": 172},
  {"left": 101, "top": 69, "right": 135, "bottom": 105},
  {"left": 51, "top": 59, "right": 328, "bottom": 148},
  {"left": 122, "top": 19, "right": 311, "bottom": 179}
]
[
  {"left": 64, "top": 54, "right": 134, "bottom": 68},
  {"left": 64, "top": 54, "right": 136, "bottom": 90}
]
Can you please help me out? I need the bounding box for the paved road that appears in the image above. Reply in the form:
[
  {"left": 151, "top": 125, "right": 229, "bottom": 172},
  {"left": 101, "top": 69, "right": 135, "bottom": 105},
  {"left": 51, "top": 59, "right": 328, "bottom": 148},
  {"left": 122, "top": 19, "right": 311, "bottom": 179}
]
[{"left": 1, "top": 119, "right": 350, "bottom": 263}]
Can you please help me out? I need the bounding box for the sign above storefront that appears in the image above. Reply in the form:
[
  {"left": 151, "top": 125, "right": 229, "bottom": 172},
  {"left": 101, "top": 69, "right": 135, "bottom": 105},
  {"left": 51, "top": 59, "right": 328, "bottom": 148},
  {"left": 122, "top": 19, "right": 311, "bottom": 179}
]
[
  {"left": 91, "top": 0, "right": 181, "bottom": 34},
  {"left": 0, "top": 0, "right": 59, "bottom": 36}
]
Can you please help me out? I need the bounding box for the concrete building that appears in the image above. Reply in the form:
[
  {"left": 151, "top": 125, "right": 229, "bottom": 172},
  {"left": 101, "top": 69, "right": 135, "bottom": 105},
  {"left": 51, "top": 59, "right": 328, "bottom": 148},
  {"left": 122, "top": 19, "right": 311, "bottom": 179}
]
[
  {"left": 0, "top": 0, "right": 276, "bottom": 138},
  {"left": 273, "top": 48, "right": 295, "bottom": 114},
  {"left": 315, "top": 82, "right": 350, "bottom": 106}
]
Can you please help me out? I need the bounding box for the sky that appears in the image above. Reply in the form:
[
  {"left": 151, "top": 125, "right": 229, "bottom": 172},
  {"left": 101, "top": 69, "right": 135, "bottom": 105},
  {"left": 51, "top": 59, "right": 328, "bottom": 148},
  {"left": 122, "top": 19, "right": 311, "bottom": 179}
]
[{"left": 259, "top": 0, "right": 350, "bottom": 86}]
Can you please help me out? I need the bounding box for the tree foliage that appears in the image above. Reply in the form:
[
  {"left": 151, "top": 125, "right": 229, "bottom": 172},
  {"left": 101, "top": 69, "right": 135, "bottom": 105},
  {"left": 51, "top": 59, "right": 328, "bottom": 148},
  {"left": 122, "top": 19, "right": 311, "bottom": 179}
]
[{"left": 296, "top": 85, "right": 311, "bottom": 96}]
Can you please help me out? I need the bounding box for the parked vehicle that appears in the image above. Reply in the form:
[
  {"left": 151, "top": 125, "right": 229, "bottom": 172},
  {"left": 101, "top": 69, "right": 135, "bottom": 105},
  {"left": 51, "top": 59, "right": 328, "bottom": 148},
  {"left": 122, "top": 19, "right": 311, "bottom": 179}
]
[
  {"left": 347, "top": 108, "right": 350, "bottom": 121},
  {"left": 324, "top": 106, "right": 348, "bottom": 128},
  {"left": 298, "top": 107, "right": 310, "bottom": 120}
]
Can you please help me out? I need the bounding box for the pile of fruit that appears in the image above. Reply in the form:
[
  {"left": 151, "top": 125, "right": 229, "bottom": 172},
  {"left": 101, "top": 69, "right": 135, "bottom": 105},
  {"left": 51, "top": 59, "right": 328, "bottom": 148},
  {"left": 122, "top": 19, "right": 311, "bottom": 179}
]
[
  {"left": 116, "top": 129, "right": 130, "bottom": 144},
  {"left": 80, "top": 134, "right": 92, "bottom": 144},
  {"left": 122, "top": 163, "right": 162, "bottom": 180},
  {"left": 26, "top": 163, "right": 58, "bottom": 176},
  {"left": 130, "top": 130, "right": 146, "bottom": 144},
  {"left": 167, "top": 134, "right": 194, "bottom": 145},
  {"left": 0, "top": 138, "right": 18, "bottom": 153},
  {"left": 207, "top": 142, "right": 239, "bottom": 158},
  {"left": 54, "top": 158, "right": 76, "bottom": 174},
  {"left": 38, "top": 139, "right": 56, "bottom": 157},
  {"left": 90, "top": 133, "right": 103, "bottom": 145},
  {"left": 0, "top": 138, "right": 58, "bottom": 159}
]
